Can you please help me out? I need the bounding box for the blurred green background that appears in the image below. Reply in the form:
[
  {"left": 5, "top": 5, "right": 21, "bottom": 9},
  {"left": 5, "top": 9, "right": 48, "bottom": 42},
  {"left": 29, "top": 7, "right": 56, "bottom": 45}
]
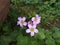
[{"left": 0, "top": 0, "right": 60, "bottom": 45}]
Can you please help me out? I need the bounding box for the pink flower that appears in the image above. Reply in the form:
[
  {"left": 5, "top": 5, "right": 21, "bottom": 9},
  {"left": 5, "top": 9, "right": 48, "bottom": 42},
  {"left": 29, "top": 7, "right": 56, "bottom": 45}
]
[
  {"left": 28, "top": 21, "right": 33, "bottom": 26},
  {"left": 26, "top": 21, "right": 38, "bottom": 37},
  {"left": 32, "top": 14, "right": 41, "bottom": 25},
  {"left": 17, "top": 17, "right": 27, "bottom": 28}
]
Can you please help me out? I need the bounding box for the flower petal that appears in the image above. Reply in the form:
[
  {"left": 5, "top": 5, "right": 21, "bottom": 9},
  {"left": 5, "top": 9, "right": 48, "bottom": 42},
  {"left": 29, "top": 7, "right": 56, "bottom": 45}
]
[
  {"left": 28, "top": 24, "right": 32, "bottom": 28},
  {"left": 36, "top": 14, "right": 39, "bottom": 17},
  {"left": 32, "top": 24, "right": 36, "bottom": 28},
  {"left": 36, "top": 14, "right": 41, "bottom": 22},
  {"left": 34, "top": 29, "right": 38, "bottom": 33},
  {"left": 22, "top": 17, "right": 26, "bottom": 21},
  {"left": 36, "top": 20, "right": 40, "bottom": 24},
  {"left": 33, "top": 21, "right": 36, "bottom": 24},
  {"left": 18, "top": 17, "right": 21, "bottom": 20},
  {"left": 20, "top": 23, "right": 23, "bottom": 28},
  {"left": 26, "top": 29, "right": 30, "bottom": 33},
  {"left": 28, "top": 21, "right": 32, "bottom": 24},
  {"left": 32, "top": 17, "right": 35, "bottom": 21},
  {"left": 28, "top": 23, "right": 36, "bottom": 28},
  {"left": 23, "top": 22, "right": 27, "bottom": 26},
  {"left": 30, "top": 32, "right": 34, "bottom": 37},
  {"left": 38, "top": 17, "right": 41, "bottom": 21},
  {"left": 33, "top": 19, "right": 40, "bottom": 25},
  {"left": 17, "top": 21, "right": 20, "bottom": 25}
]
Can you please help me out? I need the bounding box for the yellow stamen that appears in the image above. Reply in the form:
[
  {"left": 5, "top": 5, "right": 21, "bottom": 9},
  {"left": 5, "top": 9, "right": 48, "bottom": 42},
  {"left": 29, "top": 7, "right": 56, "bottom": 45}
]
[
  {"left": 21, "top": 20, "right": 24, "bottom": 24},
  {"left": 34, "top": 17, "right": 38, "bottom": 21},
  {"left": 30, "top": 28, "right": 34, "bottom": 32}
]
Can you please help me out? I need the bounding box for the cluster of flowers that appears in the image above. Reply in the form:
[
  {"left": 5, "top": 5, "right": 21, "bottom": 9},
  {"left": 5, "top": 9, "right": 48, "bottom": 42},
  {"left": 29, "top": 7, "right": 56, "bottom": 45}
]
[{"left": 17, "top": 14, "right": 41, "bottom": 37}]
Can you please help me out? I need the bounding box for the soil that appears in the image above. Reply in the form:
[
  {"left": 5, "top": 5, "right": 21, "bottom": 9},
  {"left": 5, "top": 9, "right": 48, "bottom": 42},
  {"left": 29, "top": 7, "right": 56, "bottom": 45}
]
[{"left": 0, "top": 0, "right": 10, "bottom": 22}]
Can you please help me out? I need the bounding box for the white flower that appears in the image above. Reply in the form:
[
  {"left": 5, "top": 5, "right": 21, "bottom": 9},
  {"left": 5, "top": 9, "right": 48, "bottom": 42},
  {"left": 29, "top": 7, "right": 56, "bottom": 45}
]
[
  {"left": 32, "top": 14, "right": 41, "bottom": 25},
  {"left": 26, "top": 21, "right": 38, "bottom": 37},
  {"left": 17, "top": 17, "right": 27, "bottom": 28}
]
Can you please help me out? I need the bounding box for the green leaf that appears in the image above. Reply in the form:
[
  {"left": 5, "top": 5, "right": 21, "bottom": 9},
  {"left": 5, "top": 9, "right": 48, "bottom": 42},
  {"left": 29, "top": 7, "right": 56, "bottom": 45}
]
[
  {"left": 37, "top": 32, "right": 45, "bottom": 40},
  {"left": 45, "top": 30, "right": 52, "bottom": 39},
  {"left": 3, "top": 26, "right": 9, "bottom": 32},
  {"left": 50, "top": 0, "right": 56, "bottom": 4},
  {"left": 29, "top": 39, "right": 38, "bottom": 45},
  {"left": 53, "top": 31, "right": 60, "bottom": 39},
  {"left": 40, "top": 32, "right": 45, "bottom": 39},
  {"left": 56, "top": 39, "right": 60, "bottom": 44},
  {"left": 17, "top": 35, "right": 29, "bottom": 45},
  {"left": 36, "top": 27, "right": 45, "bottom": 40},
  {"left": 0, "top": 36, "right": 12, "bottom": 45},
  {"left": 45, "top": 38, "right": 56, "bottom": 45}
]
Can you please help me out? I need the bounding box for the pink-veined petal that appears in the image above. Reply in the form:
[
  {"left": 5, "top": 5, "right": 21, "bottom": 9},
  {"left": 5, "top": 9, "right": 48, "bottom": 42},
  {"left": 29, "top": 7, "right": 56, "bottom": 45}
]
[
  {"left": 32, "top": 17, "right": 35, "bottom": 21},
  {"left": 28, "top": 23, "right": 36, "bottom": 28},
  {"left": 20, "top": 23, "right": 23, "bottom": 28},
  {"left": 36, "top": 20, "right": 40, "bottom": 24},
  {"left": 36, "top": 14, "right": 41, "bottom": 21},
  {"left": 34, "top": 29, "right": 38, "bottom": 33},
  {"left": 33, "top": 21, "right": 37, "bottom": 25},
  {"left": 36, "top": 14, "right": 39, "bottom": 17},
  {"left": 36, "top": 14, "right": 41, "bottom": 19},
  {"left": 17, "top": 21, "right": 20, "bottom": 25},
  {"left": 28, "top": 21, "right": 33, "bottom": 26},
  {"left": 33, "top": 24, "right": 36, "bottom": 28},
  {"left": 39, "top": 16, "right": 41, "bottom": 19},
  {"left": 22, "top": 17, "right": 26, "bottom": 21},
  {"left": 38, "top": 17, "right": 41, "bottom": 21},
  {"left": 23, "top": 22, "right": 27, "bottom": 26},
  {"left": 37, "top": 17, "right": 41, "bottom": 23},
  {"left": 30, "top": 32, "right": 34, "bottom": 37},
  {"left": 28, "top": 21, "right": 31, "bottom": 25},
  {"left": 33, "top": 19, "right": 40, "bottom": 24},
  {"left": 18, "top": 17, "right": 21, "bottom": 20},
  {"left": 28, "top": 21, "right": 31, "bottom": 24},
  {"left": 28, "top": 24, "right": 32, "bottom": 28},
  {"left": 26, "top": 29, "right": 30, "bottom": 33}
]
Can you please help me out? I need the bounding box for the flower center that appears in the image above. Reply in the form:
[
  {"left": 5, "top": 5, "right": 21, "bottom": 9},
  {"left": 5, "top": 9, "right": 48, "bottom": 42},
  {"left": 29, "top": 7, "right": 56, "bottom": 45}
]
[
  {"left": 30, "top": 28, "right": 34, "bottom": 32},
  {"left": 34, "top": 17, "right": 38, "bottom": 21},
  {"left": 21, "top": 20, "right": 24, "bottom": 24}
]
